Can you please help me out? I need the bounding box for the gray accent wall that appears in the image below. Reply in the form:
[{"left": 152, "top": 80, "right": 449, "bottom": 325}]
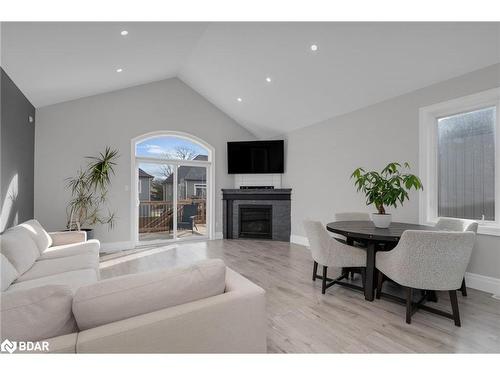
[
  {"left": 1, "top": 68, "right": 35, "bottom": 232},
  {"left": 34, "top": 77, "right": 256, "bottom": 243},
  {"left": 283, "top": 63, "right": 500, "bottom": 279}
]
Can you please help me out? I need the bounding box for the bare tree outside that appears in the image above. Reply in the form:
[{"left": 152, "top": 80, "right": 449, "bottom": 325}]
[
  {"left": 159, "top": 146, "right": 199, "bottom": 180},
  {"left": 172, "top": 146, "right": 198, "bottom": 161}
]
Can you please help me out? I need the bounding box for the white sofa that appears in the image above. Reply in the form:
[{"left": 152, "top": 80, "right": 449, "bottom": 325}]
[{"left": 0, "top": 220, "right": 267, "bottom": 353}]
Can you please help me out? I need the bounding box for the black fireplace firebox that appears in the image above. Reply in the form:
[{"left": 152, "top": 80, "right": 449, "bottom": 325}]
[{"left": 238, "top": 205, "right": 272, "bottom": 239}]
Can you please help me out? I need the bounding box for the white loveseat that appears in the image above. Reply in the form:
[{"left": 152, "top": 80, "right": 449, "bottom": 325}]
[{"left": 0, "top": 220, "right": 267, "bottom": 353}]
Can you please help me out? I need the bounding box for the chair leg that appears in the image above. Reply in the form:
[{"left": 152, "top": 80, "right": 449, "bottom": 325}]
[
  {"left": 460, "top": 278, "right": 467, "bottom": 297},
  {"left": 376, "top": 271, "right": 384, "bottom": 299},
  {"left": 312, "top": 261, "right": 318, "bottom": 281},
  {"left": 449, "top": 290, "right": 461, "bottom": 327},
  {"left": 427, "top": 290, "right": 438, "bottom": 303},
  {"left": 406, "top": 287, "right": 413, "bottom": 324},
  {"left": 361, "top": 268, "right": 366, "bottom": 289},
  {"left": 322, "top": 266, "right": 328, "bottom": 294}
]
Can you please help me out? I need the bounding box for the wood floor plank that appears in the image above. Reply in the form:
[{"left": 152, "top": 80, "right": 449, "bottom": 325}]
[{"left": 100, "top": 239, "right": 500, "bottom": 353}]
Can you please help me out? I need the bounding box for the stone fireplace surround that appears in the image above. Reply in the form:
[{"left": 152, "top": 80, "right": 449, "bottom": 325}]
[{"left": 222, "top": 189, "right": 291, "bottom": 241}]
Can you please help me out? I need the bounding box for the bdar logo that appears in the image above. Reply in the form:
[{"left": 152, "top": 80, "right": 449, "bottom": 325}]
[{"left": 1, "top": 339, "right": 17, "bottom": 354}]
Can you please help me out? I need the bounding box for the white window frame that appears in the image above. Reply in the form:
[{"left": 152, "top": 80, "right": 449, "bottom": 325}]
[
  {"left": 194, "top": 183, "right": 207, "bottom": 196},
  {"left": 419, "top": 87, "right": 500, "bottom": 236},
  {"left": 130, "top": 131, "right": 215, "bottom": 245}
]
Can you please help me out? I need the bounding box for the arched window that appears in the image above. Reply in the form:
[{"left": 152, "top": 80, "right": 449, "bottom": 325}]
[{"left": 132, "top": 131, "right": 214, "bottom": 244}]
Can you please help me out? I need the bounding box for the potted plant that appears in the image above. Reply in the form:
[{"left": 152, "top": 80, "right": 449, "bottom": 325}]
[
  {"left": 66, "top": 147, "right": 119, "bottom": 238},
  {"left": 351, "top": 162, "right": 423, "bottom": 228}
]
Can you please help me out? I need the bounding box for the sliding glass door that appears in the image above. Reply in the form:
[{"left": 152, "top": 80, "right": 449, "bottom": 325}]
[
  {"left": 177, "top": 166, "right": 207, "bottom": 239},
  {"left": 137, "top": 162, "right": 175, "bottom": 242},
  {"left": 134, "top": 133, "right": 212, "bottom": 244}
]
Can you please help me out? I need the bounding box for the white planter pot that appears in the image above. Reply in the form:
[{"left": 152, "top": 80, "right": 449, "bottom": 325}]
[{"left": 371, "top": 213, "right": 392, "bottom": 228}]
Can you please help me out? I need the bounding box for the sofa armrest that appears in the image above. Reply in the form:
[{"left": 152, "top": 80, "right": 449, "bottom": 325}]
[
  {"left": 76, "top": 268, "right": 266, "bottom": 353},
  {"left": 49, "top": 231, "right": 87, "bottom": 246}
]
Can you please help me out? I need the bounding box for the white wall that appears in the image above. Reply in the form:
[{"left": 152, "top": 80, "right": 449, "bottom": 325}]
[
  {"left": 283, "top": 63, "right": 500, "bottom": 280},
  {"left": 34, "top": 78, "right": 255, "bottom": 245}
]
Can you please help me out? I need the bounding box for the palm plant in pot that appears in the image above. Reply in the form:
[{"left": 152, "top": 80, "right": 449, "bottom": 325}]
[
  {"left": 66, "top": 147, "right": 119, "bottom": 238},
  {"left": 351, "top": 162, "right": 423, "bottom": 228}
]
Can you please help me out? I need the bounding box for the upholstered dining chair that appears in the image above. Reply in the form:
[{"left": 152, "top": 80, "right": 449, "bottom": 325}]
[
  {"left": 435, "top": 217, "right": 478, "bottom": 296},
  {"left": 303, "top": 220, "right": 366, "bottom": 294},
  {"left": 332, "top": 212, "right": 371, "bottom": 278},
  {"left": 375, "top": 230, "right": 475, "bottom": 326}
]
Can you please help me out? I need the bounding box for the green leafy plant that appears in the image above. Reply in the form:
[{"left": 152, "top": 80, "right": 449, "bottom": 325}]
[
  {"left": 351, "top": 162, "right": 423, "bottom": 215},
  {"left": 67, "top": 147, "right": 119, "bottom": 230}
]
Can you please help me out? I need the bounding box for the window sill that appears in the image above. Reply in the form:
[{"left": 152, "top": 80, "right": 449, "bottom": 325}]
[
  {"left": 477, "top": 226, "right": 500, "bottom": 237},
  {"left": 423, "top": 219, "right": 500, "bottom": 237}
]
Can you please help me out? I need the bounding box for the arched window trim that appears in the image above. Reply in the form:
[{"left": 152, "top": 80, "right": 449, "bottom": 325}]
[
  {"left": 130, "top": 131, "right": 215, "bottom": 245},
  {"left": 133, "top": 130, "right": 214, "bottom": 163}
]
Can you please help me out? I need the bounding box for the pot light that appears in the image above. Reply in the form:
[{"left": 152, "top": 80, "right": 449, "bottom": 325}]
[
  {"left": 266, "top": 77, "right": 272, "bottom": 83},
  {"left": 120, "top": 30, "right": 128, "bottom": 36},
  {"left": 310, "top": 44, "right": 319, "bottom": 52},
  {"left": 237, "top": 97, "right": 243, "bottom": 102},
  {"left": 116, "top": 68, "right": 123, "bottom": 73}
]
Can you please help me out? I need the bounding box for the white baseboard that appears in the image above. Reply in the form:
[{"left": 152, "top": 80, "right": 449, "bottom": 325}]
[
  {"left": 465, "top": 272, "right": 500, "bottom": 296},
  {"left": 100, "top": 241, "right": 135, "bottom": 253},
  {"left": 290, "top": 234, "right": 500, "bottom": 295},
  {"left": 290, "top": 234, "right": 309, "bottom": 247}
]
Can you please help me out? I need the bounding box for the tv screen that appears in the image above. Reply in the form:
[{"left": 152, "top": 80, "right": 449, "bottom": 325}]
[{"left": 227, "top": 140, "right": 284, "bottom": 174}]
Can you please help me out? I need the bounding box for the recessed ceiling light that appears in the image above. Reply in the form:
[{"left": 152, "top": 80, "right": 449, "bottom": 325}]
[
  {"left": 310, "top": 44, "right": 319, "bottom": 52},
  {"left": 116, "top": 68, "right": 123, "bottom": 73},
  {"left": 237, "top": 97, "right": 242, "bottom": 102},
  {"left": 266, "top": 77, "right": 272, "bottom": 83},
  {"left": 120, "top": 30, "right": 128, "bottom": 36}
]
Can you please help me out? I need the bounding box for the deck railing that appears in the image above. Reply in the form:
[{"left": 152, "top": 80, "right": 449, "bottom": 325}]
[{"left": 138, "top": 199, "right": 206, "bottom": 233}]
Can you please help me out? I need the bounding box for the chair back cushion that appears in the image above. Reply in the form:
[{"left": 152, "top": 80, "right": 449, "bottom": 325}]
[
  {"left": 19, "top": 219, "right": 53, "bottom": 252},
  {"left": 435, "top": 217, "right": 478, "bottom": 233},
  {"left": 378, "top": 230, "right": 475, "bottom": 290},
  {"left": 1, "top": 285, "right": 77, "bottom": 341},
  {"left": 1, "top": 254, "right": 19, "bottom": 291},
  {"left": 303, "top": 220, "right": 334, "bottom": 266},
  {"left": 73, "top": 258, "right": 226, "bottom": 330},
  {"left": 0, "top": 226, "right": 40, "bottom": 274}
]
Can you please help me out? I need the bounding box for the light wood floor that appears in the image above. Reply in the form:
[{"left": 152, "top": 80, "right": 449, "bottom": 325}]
[{"left": 100, "top": 239, "right": 500, "bottom": 353}]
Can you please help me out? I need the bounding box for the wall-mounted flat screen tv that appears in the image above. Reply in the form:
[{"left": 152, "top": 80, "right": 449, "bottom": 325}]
[{"left": 227, "top": 140, "right": 284, "bottom": 174}]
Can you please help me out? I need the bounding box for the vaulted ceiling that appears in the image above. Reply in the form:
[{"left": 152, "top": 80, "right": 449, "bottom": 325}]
[{"left": 2, "top": 22, "right": 500, "bottom": 137}]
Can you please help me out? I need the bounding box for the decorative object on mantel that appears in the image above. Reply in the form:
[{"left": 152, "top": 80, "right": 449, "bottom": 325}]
[
  {"left": 66, "top": 147, "right": 119, "bottom": 238},
  {"left": 351, "top": 162, "right": 423, "bottom": 228}
]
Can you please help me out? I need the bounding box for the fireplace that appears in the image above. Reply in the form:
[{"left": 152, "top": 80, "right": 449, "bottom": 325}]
[
  {"left": 238, "top": 205, "right": 272, "bottom": 239},
  {"left": 222, "top": 188, "right": 291, "bottom": 241}
]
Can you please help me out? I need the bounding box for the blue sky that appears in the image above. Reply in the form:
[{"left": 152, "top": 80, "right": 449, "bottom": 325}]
[{"left": 136, "top": 136, "right": 208, "bottom": 158}]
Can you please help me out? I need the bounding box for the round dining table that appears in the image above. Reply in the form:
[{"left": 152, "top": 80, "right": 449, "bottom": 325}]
[{"left": 326, "top": 220, "right": 437, "bottom": 301}]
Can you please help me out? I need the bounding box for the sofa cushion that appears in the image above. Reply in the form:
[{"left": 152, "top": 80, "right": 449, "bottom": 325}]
[
  {"left": 0, "top": 226, "right": 40, "bottom": 274},
  {"left": 73, "top": 258, "right": 226, "bottom": 330},
  {"left": 1, "top": 285, "right": 77, "bottom": 342},
  {"left": 49, "top": 230, "right": 87, "bottom": 246},
  {"left": 16, "top": 252, "right": 99, "bottom": 282},
  {"left": 40, "top": 239, "right": 100, "bottom": 260},
  {"left": 1, "top": 254, "right": 19, "bottom": 292},
  {"left": 19, "top": 219, "right": 52, "bottom": 253},
  {"left": 8, "top": 268, "right": 98, "bottom": 293}
]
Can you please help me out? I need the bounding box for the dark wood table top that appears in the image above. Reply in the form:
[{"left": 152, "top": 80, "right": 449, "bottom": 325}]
[{"left": 326, "top": 220, "right": 437, "bottom": 242}]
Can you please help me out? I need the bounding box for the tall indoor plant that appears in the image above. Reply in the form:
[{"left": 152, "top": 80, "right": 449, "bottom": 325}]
[
  {"left": 66, "top": 147, "right": 119, "bottom": 238},
  {"left": 351, "top": 162, "right": 423, "bottom": 228}
]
